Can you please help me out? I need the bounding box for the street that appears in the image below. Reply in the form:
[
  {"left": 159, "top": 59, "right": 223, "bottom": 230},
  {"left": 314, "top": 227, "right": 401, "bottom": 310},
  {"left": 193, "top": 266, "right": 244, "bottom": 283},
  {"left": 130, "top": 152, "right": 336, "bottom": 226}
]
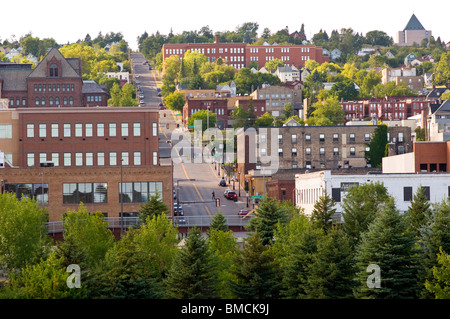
[{"left": 130, "top": 53, "right": 251, "bottom": 222}]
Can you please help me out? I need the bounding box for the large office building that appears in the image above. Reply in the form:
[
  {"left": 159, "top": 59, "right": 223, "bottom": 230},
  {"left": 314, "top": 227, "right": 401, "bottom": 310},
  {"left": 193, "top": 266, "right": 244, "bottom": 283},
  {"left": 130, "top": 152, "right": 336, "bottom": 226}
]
[{"left": 162, "top": 35, "right": 329, "bottom": 70}]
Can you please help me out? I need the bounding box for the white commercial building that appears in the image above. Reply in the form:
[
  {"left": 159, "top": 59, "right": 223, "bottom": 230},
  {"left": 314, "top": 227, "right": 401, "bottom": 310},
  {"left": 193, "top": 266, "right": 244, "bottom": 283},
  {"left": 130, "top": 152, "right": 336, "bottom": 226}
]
[{"left": 295, "top": 170, "right": 450, "bottom": 220}]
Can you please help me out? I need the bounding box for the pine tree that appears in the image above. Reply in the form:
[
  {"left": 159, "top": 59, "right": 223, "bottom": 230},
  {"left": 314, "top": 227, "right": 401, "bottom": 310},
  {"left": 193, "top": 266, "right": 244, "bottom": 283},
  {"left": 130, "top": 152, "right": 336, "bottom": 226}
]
[
  {"left": 138, "top": 191, "right": 168, "bottom": 223},
  {"left": 353, "top": 198, "right": 419, "bottom": 299},
  {"left": 342, "top": 181, "right": 390, "bottom": 247},
  {"left": 305, "top": 227, "right": 356, "bottom": 299},
  {"left": 165, "top": 227, "right": 218, "bottom": 299},
  {"left": 246, "top": 196, "right": 288, "bottom": 246},
  {"left": 418, "top": 198, "right": 450, "bottom": 298},
  {"left": 310, "top": 191, "right": 336, "bottom": 234},
  {"left": 405, "top": 187, "right": 432, "bottom": 237},
  {"left": 228, "top": 234, "right": 281, "bottom": 299},
  {"left": 208, "top": 211, "right": 228, "bottom": 233}
]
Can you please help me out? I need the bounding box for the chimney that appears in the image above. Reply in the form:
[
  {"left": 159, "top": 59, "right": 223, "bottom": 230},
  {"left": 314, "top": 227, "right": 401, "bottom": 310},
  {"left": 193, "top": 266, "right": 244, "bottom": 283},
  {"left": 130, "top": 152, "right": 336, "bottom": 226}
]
[{"left": 215, "top": 34, "right": 219, "bottom": 44}]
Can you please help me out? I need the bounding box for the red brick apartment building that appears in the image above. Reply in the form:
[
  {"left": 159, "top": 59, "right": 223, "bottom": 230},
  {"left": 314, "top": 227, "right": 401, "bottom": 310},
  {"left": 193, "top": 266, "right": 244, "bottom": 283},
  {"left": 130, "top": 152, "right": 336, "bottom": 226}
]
[
  {"left": 162, "top": 35, "right": 329, "bottom": 70},
  {"left": 0, "top": 48, "right": 108, "bottom": 108},
  {"left": 0, "top": 107, "right": 173, "bottom": 223}
]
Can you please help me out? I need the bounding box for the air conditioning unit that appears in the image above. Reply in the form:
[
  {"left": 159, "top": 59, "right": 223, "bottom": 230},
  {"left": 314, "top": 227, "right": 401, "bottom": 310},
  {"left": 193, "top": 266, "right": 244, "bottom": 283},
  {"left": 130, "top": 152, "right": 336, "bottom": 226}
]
[{"left": 40, "top": 161, "right": 54, "bottom": 167}]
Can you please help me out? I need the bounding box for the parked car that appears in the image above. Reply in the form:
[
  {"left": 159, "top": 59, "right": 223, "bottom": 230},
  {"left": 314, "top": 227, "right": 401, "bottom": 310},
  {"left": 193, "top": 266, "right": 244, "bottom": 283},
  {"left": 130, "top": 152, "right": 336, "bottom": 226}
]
[
  {"left": 173, "top": 190, "right": 177, "bottom": 199},
  {"left": 219, "top": 179, "right": 227, "bottom": 187},
  {"left": 157, "top": 93, "right": 162, "bottom": 97},
  {"left": 159, "top": 102, "right": 164, "bottom": 106},
  {"left": 223, "top": 189, "right": 232, "bottom": 196},
  {"left": 238, "top": 209, "right": 249, "bottom": 216},
  {"left": 225, "top": 191, "right": 237, "bottom": 200},
  {"left": 173, "top": 203, "right": 183, "bottom": 216},
  {"left": 159, "top": 106, "right": 166, "bottom": 110}
]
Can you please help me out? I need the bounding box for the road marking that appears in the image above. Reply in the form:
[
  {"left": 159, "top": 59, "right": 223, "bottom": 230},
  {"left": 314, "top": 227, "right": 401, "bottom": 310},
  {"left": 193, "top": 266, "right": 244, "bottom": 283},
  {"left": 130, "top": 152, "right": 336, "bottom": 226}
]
[{"left": 192, "top": 183, "right": 211, "bottom": 216}]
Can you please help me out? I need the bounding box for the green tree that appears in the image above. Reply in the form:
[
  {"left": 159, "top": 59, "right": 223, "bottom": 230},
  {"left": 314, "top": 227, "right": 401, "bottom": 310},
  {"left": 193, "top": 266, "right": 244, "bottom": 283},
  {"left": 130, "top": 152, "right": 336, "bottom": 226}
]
[
  {"left": 163, "top": 91, "right": 185, "bottom": 112},
  {"left": 415, "top": 127, "right": 426, "bottom": 141},
  {"left": 246, "top": 196, "right": 289, "bottom": 246},
  {"left": 264, "top": 58, "right": 285, "bottom": 70},
  {"left": 434, "top": 52, "right": 450, "bottom": 87},
  {"left": 353, "top": 198, "right": 419, "bottom": 299},
  {"left": 138, "top": 191, "right": 168, "bottom": 223},
  {"left": 59, "top": 204, "right": 115, "bottom": 269},
  {"left": 188, "top": 109, "right": 217, "bottom": 131},
  {"left": 365, "top": 125, "right": 388, "bottom": 168},
  {"left": 307, "top": 96, "right": 345, "bottom": 125},
  {"left": 0, "top": 193, "right": 50, "bottom": 271},
  {"left": 328, "top": 78, "right": 359, "bottom": 101},
  {"left": 310, "top": 192, "right": 337, "bottom": 234},
  {"left": 228, "top": 234, "right": 281, "bottom": 298},
  {"left": 208, "top": 211, "right": 228, "bottom": 233},
  {"left": 282, "top": 102, "right": 294, "bottom": 119},
  {"left": 425, "top": 247, "right": 450, "bottom": 299},
  {"left": 342, "top": 181, "right": 390, "bottom": 247},
  {"left": 230, "top": 104, "right": 250, "bottom": 128},
  {"left": 165, "top": 227, "right": 218, "bottom": 299},
  {"left": 305, "top": 227, "right": 356, "bottom": 298},
  {"left": 405, "top": 187, "right": 432, "bottom": 237},
  {"left": 254, "top": 112, "right": 275, "bottom": 127}
]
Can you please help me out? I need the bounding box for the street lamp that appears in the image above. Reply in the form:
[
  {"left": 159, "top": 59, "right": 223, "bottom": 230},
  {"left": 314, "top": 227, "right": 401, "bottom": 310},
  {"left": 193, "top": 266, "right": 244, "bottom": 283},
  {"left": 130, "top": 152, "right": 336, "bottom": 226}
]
[{"left": 238, "top": 171, "right": 241, "bottom": 197}]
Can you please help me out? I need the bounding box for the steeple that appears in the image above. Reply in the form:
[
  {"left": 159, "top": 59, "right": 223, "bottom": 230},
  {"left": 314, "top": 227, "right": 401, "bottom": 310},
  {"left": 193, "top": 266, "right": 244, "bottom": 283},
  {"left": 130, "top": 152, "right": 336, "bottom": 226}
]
[{"left": 404, "top": 14, "right": 425, "bottom": 31}]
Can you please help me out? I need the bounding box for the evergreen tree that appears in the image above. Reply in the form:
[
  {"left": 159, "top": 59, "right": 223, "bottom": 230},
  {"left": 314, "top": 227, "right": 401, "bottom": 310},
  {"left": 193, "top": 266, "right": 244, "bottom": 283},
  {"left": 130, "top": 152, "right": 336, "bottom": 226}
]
[
  {"left": 246, "top": 196, "right": 289, "bottom": 246},
  {"left": 364, "top": 125, "right": 388, "bottom": 168},
  {"left": 405, "top": 187, "right": 432, "bottom": 237},
  {"left": 342, "top": 181, "right": 390, "bottom": 247},
  {"left": 138, "top": 191, "right": 168, "bottom": 223},
  {"left": 418, "top": 198, "right": 450, "bottom": 298},
  {"left": 228, "top": 234, "right": 281, "bottom": 299},
  {"left": 425, "top": 247, "right": 450, "bottom": 299},
  {"left": 165, "top": 227, "right": 218, "bottom": 299},
  {"left": 305, "top": 227, "right": 356, "bottom": 298},
  {"left": 208, "top": 211, "right": 228, "bottom": 233},
  {"left": 310, "top": 191, "right": 336, "bottom": 234},
  {"left": 353, "top": 198, "right": 419, "bottom": 299}
]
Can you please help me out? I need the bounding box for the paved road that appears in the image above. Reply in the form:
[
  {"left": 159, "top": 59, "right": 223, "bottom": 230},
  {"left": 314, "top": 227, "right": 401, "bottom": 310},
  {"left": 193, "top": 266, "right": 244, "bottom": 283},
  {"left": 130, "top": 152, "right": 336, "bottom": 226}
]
[{"left": 130, "top": 53, "right": 251, "bottom": 222}]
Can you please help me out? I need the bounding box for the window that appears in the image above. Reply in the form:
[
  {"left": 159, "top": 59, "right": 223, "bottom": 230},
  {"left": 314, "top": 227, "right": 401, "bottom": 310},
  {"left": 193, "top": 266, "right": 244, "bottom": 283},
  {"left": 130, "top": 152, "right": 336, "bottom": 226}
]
[
  {"left": 421, "top": 186, "right": 430, "bottom": 201},
  {"left": 153, "top": 151, "right": 158, "bottom": 165},
  {"left": 109, "top": 123, "right": 116, "bottom": 137},
  {"left": 98, "top": 152, "right": 105, "bottom": 166},
  {"left": 319, "top": 148, "right": 325, "bottom": 155},
  {"left": 51, "top": 124, "right": 58, "bottom": 137},
  {"left": 27, "top": 124, "right": 34, "bottom": 138},
  {"left": 86, "top": 153, "right": 93, "bottom": 166},
  {"left": 35, "top": 97, "right": 40, "bottom": 105},
  {"left": 292, "top": 161, "right": 298, "bottom": 169},
  {"left": 119, "top": 182, "right": 163, "bottom": 203},
  {"left": 63, "top": 97, "right": 68, "bottom": 105},
  {"left": 97, "top": 123, "right": 104, "bottom": 137},
  {"left": 64, "top": 124, "right": 71, "bottom": 137},
  {"left": 27, "top": 153, "right": 35, "bottom": 167},
  {"left": 350, "top": 147, "right": 356, "bottom": 156},
  {"left": 305, "top": 147, "right": 311, "bottom": 155},
  {"left": 278, "top": 148, "right": 283, "bottom": 157},
  {"left": 134, "top": 152, "right": 141, "bottom": 166},
  {"left": 85, "top": 124, "right": 93, "bottom": 137},
  {"left": 41, "top": 97, "right": 45, "bottom": 106},
  {"left": 64, "top": 153, "right": 71, "bottom": 166},
  {"left": 55, "top": 97, "right": 60, "bottom": 105},
  {"left": 291, "top": 134, "right": 297, "bottom": 143},
  {"left": 51, "top": 153, "right": 59, "bottom": 167},
  {"left": 260, "top": 134, "right": 266, "bottom": 143},
  {"left": 404, "top": 186, "right": 413, "bottom": 201},
  {"left": 121, "top": 152, "right": 129, "bottom": 165},
  {"left": 133, "top": 123, "right": 141, "bottom": 136},
  {"left": 39, "top": 153, "right": 47, "bottom": 164},
  {"left": 75, "top": 153, "right": 83, "bottom": 166},
  {"left": 63, "top": 183, "right": 107, "bottom": 204},
  {"left": 278, "top": 134, "right": 283, "bottom": 143},
  {"left": 0, "top": 125, "right": 12, "bottom": 139},
  {"left": 292, "top": 148, "right": 297, "bottom": 157},
  {"left": 364, "top": 133, "right": 370, "bottom": 141},
  {"left": 75, "top": 124, "right": 82, "bottom": 137},
  {"left": 332, "top": 188, "right": 341, "bottom": 202},
  {"left": 110, "top": 152, "right": 117, "bottom": 166},
  {"left": 319, "top": 134, "right": 325, "bottom": 142},
  {"left": 39, "top": 124, "right": 46, "bottom": 138},
  {"left": 349, "top": 133, "right": 355, "bottom": 142},
  {"left": 398, "top": 132, "right": 404, "bottom": 143},
  {"left": 49, "top": 64, "right": 58, "bottom": 77},
  {"left": 49, "top": 97, "right": 54, "bottom": 105},
  {"left": 333, "top": 148, "right": 339, "bottom": 156},
  {"left": 121, "top": 123, "right": 128, "bottom": 137},
  {"left": 305, "top": 134, "right": 311, "bottom": 142},
  {"left": 69, "top": 96, "right": 73, "bottom": 105}
]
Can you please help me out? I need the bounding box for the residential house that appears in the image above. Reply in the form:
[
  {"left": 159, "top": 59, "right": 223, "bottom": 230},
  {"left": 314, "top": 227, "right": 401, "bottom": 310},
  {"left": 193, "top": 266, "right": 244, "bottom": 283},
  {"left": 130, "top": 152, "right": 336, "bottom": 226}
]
[
  {"left": 275, "top": 65, "right": 300, "bottom": 82},
  {"left": 404, "top": 53, "right": 418, "bottom": 66},
  {"left": 427, "top": 99, "right": 450, "bottom": 141},
  {"left": 330, "top": 49, "right": 342, "bottom": 61}
]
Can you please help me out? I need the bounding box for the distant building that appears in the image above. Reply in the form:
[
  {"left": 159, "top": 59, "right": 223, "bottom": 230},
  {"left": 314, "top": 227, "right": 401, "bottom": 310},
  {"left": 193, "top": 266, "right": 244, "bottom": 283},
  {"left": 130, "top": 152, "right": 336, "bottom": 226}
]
[{"left": 396, "top": 14, "right": 432, "bottom": 47}]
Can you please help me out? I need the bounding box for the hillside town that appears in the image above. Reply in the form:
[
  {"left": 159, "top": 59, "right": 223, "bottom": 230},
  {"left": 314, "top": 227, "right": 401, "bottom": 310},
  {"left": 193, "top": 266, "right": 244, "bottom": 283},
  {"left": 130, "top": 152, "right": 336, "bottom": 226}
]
[{"left": 1, "top": 12, "right": 450, "bottom": 303}]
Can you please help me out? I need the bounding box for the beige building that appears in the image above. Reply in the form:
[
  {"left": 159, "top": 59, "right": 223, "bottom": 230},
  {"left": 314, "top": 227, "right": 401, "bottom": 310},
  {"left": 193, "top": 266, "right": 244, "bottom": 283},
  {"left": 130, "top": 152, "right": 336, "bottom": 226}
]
[
  {"left": 250, "top": 84, "right": 302, "bottom": 117},
  {"left": 396, "top": 14, "right": 432, "bottom": 47}
]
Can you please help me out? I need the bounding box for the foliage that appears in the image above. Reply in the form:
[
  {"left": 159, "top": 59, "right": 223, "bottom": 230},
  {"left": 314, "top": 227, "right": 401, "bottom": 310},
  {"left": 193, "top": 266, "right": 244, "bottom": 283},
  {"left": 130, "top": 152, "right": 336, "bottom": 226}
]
[
  {"left": 310, "top": 192, "right": 337, "bottom": 234},
  {"left": 365, "top": 125, "right": 388, "bottom": 168},
  {"left": 165, "top": 227, "right": 218, "bottom": 298},
  {"left": 208, "top": 211, "right": 228, "bottom": 233},
  {"left": 188, "top": 109, "right": 217, "bottom": 131},
  {"left": 306, "top": 96, "right": 346, "bottom": 126},
  {"left": 107, "top": 83, "right": 139, "bottom": 106},
  {"left": 138, "top": 191, "right": 169, "bottom": 223},
  {"left": 0, "top": 193, "right": 50, "bottom": 271},
  {"left": 425, "top": 247, "right": 450, "bottom": 299},
  {"left": 254, "top": 112, "right": 275, "bottom": 127},
  {"left": 405, "top": 187, "right": 432, "bottom": 237},
  {"left": 353, "top": 198, "right": 419, "bottom": 299}
]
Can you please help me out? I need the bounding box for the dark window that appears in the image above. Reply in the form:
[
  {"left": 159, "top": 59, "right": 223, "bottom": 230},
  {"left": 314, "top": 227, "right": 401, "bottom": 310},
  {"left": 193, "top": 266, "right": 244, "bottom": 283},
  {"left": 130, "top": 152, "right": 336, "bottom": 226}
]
[
  {"left": 281, "top": 189, "right": 286, "bottom": 201},
  {"left": 419, "top": 163, "right": 428, "bottom": 172},
  {"left": 421, "top": 186, "right": 430, "bottom": 201},
  {"left": 49, "top": 64, "right": 58, "bottom": 77},
  {"left": 404, "top": 186, "right": 413, "bottom": 201},
  {"left": 448, "top": 186, "right": 450, "bottom": 197},
  {"left": 440, "top": 164, "right": 447, "bottom": 172},
  {"left": 430, "top": 163, "right": 437, "bottom": 172},
  {"left": 332, "top": 188, "right": 341, "bottom": 202}
]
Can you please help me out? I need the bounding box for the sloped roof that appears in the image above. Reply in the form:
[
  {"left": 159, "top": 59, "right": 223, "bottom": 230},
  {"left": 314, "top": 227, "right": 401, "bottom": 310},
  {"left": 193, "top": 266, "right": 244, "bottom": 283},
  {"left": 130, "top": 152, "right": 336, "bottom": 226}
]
[
  {"left": 82, "top": 80, "right": 107, "bottom": 94},
  {"left": 435, "top": 100, "right": 450, "bottom": 114},
  {"left": 404, "top": 14, "right": 425, "bottom": 30},
  {"left": 0, "top": 69, "right": 31, "bottom": 91},
  {"left": 28, "top": 48, "right": 81, "bottom": 78}
]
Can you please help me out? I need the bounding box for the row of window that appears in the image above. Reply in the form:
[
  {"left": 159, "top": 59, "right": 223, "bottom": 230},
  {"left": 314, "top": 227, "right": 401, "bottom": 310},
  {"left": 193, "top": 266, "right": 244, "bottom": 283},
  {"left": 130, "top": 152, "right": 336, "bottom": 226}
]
[
  {"left": 2, "top": 181, "right": 164, "bottom": 206},
  {"left": 277, "top": 146, "right": 368, "bottom": 157},
  {"left": 26, "top": 122, "right": 157, "bottom": 138},
  {"left": 34, "top": 96, "right": 74, "bottom": 106},
  {"left": 265, "top": 133, "right": 372, "bottom": 144},
  {"left": 9, "top": 98, "right": 26, "bottom": 106},
  {"left": 33, "top": 83, "right": 75, "bottom": 93},
  {"left": 26, "top": 151, "right": 157, "bottom": 167},
  {"left": 258, "top": 93, "right": 293, "bottom": 99},
  {"left": 86, "top": 95, "right": 103, "bottom": 102}
]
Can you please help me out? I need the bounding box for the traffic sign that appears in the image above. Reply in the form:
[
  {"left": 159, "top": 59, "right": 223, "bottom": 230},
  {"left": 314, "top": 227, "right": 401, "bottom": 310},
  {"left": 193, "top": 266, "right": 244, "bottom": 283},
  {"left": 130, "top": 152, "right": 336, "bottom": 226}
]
[{"left": 251, "top": 195, "right": 264, "bottom": 199}]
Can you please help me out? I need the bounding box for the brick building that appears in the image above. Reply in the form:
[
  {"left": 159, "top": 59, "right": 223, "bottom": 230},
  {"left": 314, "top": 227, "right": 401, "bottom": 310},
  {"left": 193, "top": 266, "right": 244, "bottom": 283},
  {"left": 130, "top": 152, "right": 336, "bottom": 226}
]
[
  {"left": 250, "top": 84, "right": 302, "bottom": 117},
  {"left": 236, "top": 125, "right": 412, "bottom": 180},
  {"left": 0, "top": 48, "right": 108, "bottom": 108},
  {"left": 162, "top": 35, "right": 329, "bottom": 70},
  {"left": 0, "top": 106, "right": 172, "bottom": 222}
]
